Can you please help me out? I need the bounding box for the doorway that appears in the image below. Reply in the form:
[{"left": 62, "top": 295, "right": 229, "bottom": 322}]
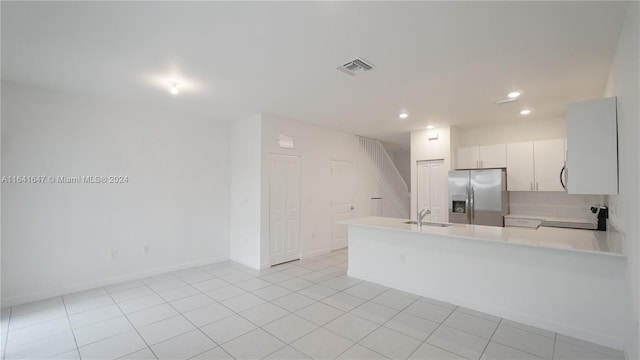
[
  {"left": 416, "top": 159, "right": 447, "bottom": 222},
  {"left": 330, "top": 160, "right": 354, "bottom": 250},
  {"left": 269, "top": 154, "right": 301, "bottom": 265}
]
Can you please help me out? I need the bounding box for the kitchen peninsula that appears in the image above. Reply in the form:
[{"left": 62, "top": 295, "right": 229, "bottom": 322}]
[{"left": 343, "top": 216, "right": 626, "bottom": 350}]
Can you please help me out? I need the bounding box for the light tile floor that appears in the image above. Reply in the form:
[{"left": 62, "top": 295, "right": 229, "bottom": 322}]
[{"left": 0, "top": 249, "right": 625, "bottom": 360}]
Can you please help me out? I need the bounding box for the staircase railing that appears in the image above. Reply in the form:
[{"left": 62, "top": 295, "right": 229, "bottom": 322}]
[{"left": 357, "top": 136, "right": 410, "bottom": 217}]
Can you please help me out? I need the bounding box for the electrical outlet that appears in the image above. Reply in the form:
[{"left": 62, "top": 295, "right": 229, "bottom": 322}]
[
  {"left": 144, "top": 245, "right": 151, "bottom": 254},
  {"left": 111, "top": 250, "right": 118, "bottom": 260}
]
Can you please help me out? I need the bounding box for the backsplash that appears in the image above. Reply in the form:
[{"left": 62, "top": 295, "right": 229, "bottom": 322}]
[{"left": 509, "top": 191, "right": 605, "bottom": 220}]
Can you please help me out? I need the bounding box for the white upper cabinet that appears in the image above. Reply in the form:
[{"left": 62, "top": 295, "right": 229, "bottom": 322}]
[
  {"left": 456, "top": 146, "right": 479, "bottom": 169},
  {"left": 479, "top": 144, "right": 507, "bottom": 168},
  {"left": 533, "top": 139, "right": 566, "bottom": 191},
  {"left": 506, "top": 139, "right": 565, "bottom": 192},
  {"left": 456, "top": 144, "right": 506, "bottom": 169},
  {"left": 566, "top": 97, "right": 618, "bottom": 195},
  {"left": 506, "top": 142, "right": 534, "bottom": 191}
]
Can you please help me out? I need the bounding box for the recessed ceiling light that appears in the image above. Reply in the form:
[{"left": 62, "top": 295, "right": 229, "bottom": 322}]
[
  {"left": 399, "top": 113, "right": 409, "bottom": 119},
  {"left": 520, "top": 109, "right": 531, "bottom": 115},
  {"left": 169, "top": 82, "right": 179, "bottom": 95},
  {"left": 426, "top": 125, "right": 435, "bottom": 129},
  {"left": 508, "top": 91, "right": 521, "bottom": 99}
]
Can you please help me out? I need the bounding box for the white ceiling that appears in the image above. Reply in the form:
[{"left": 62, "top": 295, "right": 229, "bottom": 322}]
[{"left": 1, "top": 1, "right": 629, "bottom": 145}]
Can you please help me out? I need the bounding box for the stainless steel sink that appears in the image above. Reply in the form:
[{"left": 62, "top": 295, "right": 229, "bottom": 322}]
[{"left": 404, "top": 220, "right": 453, "bottom": 227}]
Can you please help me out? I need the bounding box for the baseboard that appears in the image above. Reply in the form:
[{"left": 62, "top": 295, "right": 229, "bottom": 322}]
[
  {"left": 301, "top": 248, "right": 331, "bottom": 259},
  {"left": 2, "top": 256, "right": 230, "bottom": 307}
]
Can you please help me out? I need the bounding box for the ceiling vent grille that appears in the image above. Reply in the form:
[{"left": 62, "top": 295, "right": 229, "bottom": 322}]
[
  {"left": 337, "top": 58, "right": 374, "bottom": 76},
  {"left": 496, "top": 98, "right": 518, "bottom": 105}
]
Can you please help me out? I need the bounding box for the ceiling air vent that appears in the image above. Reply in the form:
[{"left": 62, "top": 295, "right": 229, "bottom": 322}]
[
  {"left": 495, "top": 98, "right": 518, "bottom": 105},
  {"left": 337, "top": 58, "right": 375, "bottom": 76}
]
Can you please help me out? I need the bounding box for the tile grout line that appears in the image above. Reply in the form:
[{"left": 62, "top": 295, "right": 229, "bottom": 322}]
[
  {"left": 1, "top": 307, "right": 12, "bottom": 360},
  {"left": 104, "top": 287, "right": 160, "bottom": 360},
  {"left": 489, "top": 338, "right": 553, "bottom": 360},
  {"left": 336, "top": 290, "right": 422, "bottom": 359},
  {"left": 488, "top": 322, "right": 558, "bottom": 360},
  {"left": 139, "top": 269, "right": 307, "bottom": 357},
  {"left": 404, "top": 303, "right": 462, "bottom": 360},
  {"left": 186, "top": 346, "right": 235, "bottom": 360},
  {"left": 3, "top": 301, "right": 96, "bottom": 356},
  {"left": 4, "top": 297, "right": 76, "bottom": 358},
  {"left": 60, "top": 295, "right": 85, "bottom": 359},
  {"left": 141, "top": 280, "right": 224, "bottom": 357},
  {"left": 254, "top": 282, "right": 361, "bottom": 358},
  {"left": 478, "top": 317, "right": 503, "bottom": 359},
  {"left": 207, "top": 253, "right": 355, "bottom": 359}
]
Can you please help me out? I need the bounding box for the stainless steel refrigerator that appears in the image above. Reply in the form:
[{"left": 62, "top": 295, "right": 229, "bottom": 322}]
[{"left": 448, "top": 169, "right": 509, "bottom": 226}]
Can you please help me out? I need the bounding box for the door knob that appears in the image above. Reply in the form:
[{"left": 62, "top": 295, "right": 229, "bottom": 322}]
[{"left": 350, "top": 206, "right": 355, "bottom": 210}]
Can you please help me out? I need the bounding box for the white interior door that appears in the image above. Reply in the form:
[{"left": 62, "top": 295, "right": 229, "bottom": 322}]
[
  {"left": 269, "top": 154, "right": 301, "bottom": 266},
  {"left": 331, "top": 160, "right": 354, "bottom": 250},
  {"left": 417, "top": 159, "right": 447, "bottom": 222}
]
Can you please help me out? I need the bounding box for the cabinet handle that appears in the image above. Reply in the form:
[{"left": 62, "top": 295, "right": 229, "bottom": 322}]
[
  {"left": 560, "top": 165, "right": 567, "bottom": 190},
  {"left": 476, "top": 160, "right": 479, "bottom": 168},
  {"left": 536, "top": 182, "right": 539, "bottom": 191}
]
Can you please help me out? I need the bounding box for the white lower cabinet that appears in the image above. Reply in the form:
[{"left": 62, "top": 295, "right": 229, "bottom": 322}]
[{"left": 506, "top": 139, "right": 565, "bottom": 192}]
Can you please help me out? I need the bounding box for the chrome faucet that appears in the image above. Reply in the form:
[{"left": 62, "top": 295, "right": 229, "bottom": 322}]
[{"left": 418, "top": 209, "right": 431, "bottom": 226}]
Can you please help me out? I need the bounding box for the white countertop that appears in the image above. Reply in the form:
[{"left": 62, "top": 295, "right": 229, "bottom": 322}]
[{"left": 342, "top": 216, "right": 624, "bottom": 257}]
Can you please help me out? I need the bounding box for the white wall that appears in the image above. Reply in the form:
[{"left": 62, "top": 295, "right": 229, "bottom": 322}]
[
  {"left": 603, "top": 3, "right": 640, "bottom": 358},
  {"left": 259, "top": 114, "right": 382, "bottom": 267},
  {"left": 410, "top": 127, "right": 453, "bottom": 220},
  {"left": 1, "top": 82, "right": 231, "bottom": 306},
  {"left": 389, "top": 149, "right": 411, "bottom": 186},
  {"left": 229, "top": 114, "right": 262, "bottom": 269},
  {"left": 455, "top": 117, "right": 566, "bottom": 147}
]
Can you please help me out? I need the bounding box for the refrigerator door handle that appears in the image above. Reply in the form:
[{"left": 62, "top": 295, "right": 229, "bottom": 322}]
[
  {"left": 466, "top": 187, "right": 471, "bottom": 224},
  {"left": 470, "top": 186, "right": 475, "bottom": 224}
]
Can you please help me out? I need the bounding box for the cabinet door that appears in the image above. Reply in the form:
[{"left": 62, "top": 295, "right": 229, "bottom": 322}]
[
  {"left": 456, "top": 146, "right": 479, "bottom": 169},
  {"left": 506, "top": 142, "right": 534, "bottom": 191},
  {"left": 534, "top": 139, "right": 565, "bottom": 192},
  {"left": 566, "top": 97, "right": 618, "bottom": 194},
  {"left": 479, "top": 144, "right": 507, "bottom": 168}
]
